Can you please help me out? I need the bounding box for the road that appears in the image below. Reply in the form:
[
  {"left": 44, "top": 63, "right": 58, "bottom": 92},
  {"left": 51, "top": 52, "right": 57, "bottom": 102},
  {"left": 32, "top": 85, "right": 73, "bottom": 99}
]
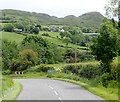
[{"left": 14, "top": 78, "right": 105, "bottom": 101}]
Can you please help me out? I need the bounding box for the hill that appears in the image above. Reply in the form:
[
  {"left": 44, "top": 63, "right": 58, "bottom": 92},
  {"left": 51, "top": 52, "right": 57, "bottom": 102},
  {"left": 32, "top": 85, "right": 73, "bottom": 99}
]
[{"left": 1, "top": 9, "right": 104, "bottom": 30}]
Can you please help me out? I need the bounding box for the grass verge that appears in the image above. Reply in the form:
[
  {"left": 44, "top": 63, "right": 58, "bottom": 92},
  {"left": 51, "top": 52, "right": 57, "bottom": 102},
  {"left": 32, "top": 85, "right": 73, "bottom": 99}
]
[{"left": 2, "top": 78, "right": 22, "bottom": 100}]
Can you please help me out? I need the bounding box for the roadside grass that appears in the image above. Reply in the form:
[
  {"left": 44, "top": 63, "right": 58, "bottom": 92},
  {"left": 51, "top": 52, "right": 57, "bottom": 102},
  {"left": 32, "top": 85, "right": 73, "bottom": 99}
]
[
  {"left": 9, "top": 72, "right": 47, "bottom": 78},
  {"left": 2, "top": 76, "right": 22, "bottom": 100}
]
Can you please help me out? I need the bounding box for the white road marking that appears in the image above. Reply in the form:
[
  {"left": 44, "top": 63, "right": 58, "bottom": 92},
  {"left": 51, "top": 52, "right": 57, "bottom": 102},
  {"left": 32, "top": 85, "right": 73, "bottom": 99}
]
[
  {"left": 49, "top": 85, "right": 54, "bottom": 90},
  {"left": 59, "top": 97, "right": 62, "bottom": 101},
  {"left": 48, "top": 85, "right": 62, "bottom": 101},
  {"left": 54, "top": 90, "right": 58, "bottom": 95}
]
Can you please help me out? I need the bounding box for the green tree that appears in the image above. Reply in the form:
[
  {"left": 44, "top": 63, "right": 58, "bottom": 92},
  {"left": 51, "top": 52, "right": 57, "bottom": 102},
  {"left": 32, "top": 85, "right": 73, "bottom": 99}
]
[
  {"left": 105, "top": 0, "right": 120, "bottom": 28},
  {"left": 63, "top": 37, "right": 71, "bottom": 47},
  {"left": 21, "top": 35, "right": 62, "bottom": 64},
  {"left": 69, "top": 30, "right": 85, "bottom": 44},
  {"left": 105, "top": 0, "right": 120, "bottom": 55},
  {"left": 32, "top": 27, "right": 39, "bottom": 34},
  {"left": 2, "top": 40, "right": 19, "bottom": 70},
  {"left": 105, "top": 0, "right": 119, "bottom": 18},
  {"left": 91, "top": 21, "right": 118, "bottom": 73},
  {"left": 12, "top": 49, "right": 38, "bottom": 71},
  {"left": 14, "top": 23, "right": 25, "bottom": 31},
  {"left": 3, "top": 24, "right": 14, "bottom": 32}
]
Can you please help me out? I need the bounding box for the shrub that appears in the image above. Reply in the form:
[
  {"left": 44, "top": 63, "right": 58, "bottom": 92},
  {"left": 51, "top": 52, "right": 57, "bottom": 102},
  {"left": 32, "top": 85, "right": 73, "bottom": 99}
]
[
  {"left": 78, "top": 65, "right": 101, "bottom": 79},
  {"left": 37, "top": 66, "right": 54, "bottom": 72},
  {"left": 2, "top": 70, "right": 12, "bottom": 75},
  {"left": 99, "top": 73, "right": 111, "bottom": 87},
  {"left": 62, "top": 64, "right": 101, "bottom": 79},
  {"left": 26, "top": 65, "right": 55, "bottom": 73},
  {"left": 107, "top": 80, "right": 118, "bottom": 88}
]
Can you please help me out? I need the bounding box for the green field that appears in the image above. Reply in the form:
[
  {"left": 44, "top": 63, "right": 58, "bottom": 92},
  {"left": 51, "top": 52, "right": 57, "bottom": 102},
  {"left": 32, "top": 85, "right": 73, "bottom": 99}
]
[
  {"left": 1, "top": 31, "right": 87, "bottom": 52},
  {"left": 39, "top": 31, "right": 87, "bottom": 49},
  {"left": 0, "top": 31, "right": 25, "bottom": 43}
]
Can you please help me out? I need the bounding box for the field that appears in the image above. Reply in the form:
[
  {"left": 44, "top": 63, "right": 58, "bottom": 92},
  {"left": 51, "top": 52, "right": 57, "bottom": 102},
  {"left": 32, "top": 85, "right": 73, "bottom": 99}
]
[
  {"left": 1, "top": 31, "right": 87, "bottom": 52},
  {"left": 0, "top": 31, "right": 25, "bottom": 43}
]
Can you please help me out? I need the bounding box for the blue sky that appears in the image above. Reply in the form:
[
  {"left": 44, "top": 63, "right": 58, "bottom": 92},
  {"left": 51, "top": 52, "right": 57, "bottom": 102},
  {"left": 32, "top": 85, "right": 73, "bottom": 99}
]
[{"left": 0, "top": 0, "right": 109, "bottom": 17}]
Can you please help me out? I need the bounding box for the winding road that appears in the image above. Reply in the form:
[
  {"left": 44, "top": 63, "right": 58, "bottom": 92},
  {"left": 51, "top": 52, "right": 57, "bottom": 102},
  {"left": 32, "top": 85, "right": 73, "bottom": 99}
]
[{"left": 14, "top": 78, "right": 105, "bottom": 101}]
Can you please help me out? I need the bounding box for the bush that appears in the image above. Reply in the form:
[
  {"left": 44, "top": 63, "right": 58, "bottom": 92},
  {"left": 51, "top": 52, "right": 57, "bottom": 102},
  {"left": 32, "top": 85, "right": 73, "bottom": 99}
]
[
  {"left": 2, "top": 70, "right": 12, "bottom": 75},
  {"left": 99, "top": 73, "right": 111, "bottom": 87},
  {"left": 26, "top": 65, "right": 55, "bottom": 73},
  {"left": 78, "top": 65, "right": 101, "bottom": 79},
  {"left": 62, "top": 64, "right": 101, "bottom": 79},
  {"left": 37, "top": 66, "right": 54, "bottom": 72},
  {"left": 107, "top": 80, "right": 118, "bottom": 88}
]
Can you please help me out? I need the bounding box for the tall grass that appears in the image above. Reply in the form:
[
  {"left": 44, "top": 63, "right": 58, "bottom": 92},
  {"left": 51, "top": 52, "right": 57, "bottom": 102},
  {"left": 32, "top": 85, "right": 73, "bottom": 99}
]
[{"left": 2, "top": 76, "right": 22, "bottom": 100}]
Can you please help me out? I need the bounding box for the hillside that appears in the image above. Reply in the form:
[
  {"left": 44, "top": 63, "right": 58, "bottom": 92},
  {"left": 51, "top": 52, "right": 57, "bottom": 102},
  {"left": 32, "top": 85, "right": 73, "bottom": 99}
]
[{"left": 1, "top": 9, "right": 104, "bottom": 29}]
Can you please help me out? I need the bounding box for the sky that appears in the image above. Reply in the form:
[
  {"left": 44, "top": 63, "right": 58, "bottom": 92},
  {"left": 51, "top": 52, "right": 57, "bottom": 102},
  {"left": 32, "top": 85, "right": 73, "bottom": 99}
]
[{"left": 0, "top": 0, "right": 110, "bottom": 18}]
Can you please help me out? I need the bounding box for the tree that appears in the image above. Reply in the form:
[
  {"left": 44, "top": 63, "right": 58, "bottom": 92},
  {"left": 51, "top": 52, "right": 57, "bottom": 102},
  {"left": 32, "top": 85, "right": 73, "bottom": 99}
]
[
  {"left": 35, "top": 24, "right": 41, "bottom": 30},
  {"left": 105, "top": 0, "right": 120, "bottom": 28},
  {"left": 60, "top": 32, "right": 67, "bottom": 39},
  {"left": 105, "top": 0, "right": 119, "bottom": 17},
  {"left": 91, "top": 21, "right": 118, "bottom": 73},
  {"left": 21, "top": 35, "right": 62, "bottom": 64},
  {"left": 63, "top": 37, "right": 71, "bottom": 47},
  {"left": 2, "top": 40, "right": 19, "bottom": 70},
  {"left": 69, "top": 30, "right": 85, "bottom": 44},
  {"left": 3, "top": 24, "right": 14, "bottom": 32},
  {"left": 12, "top": 49, "right": 38, "bottom": 71},
  {"left": 105, "top": 0, "right": 120, "bottom": 55},
  {"left": 14, "top": 23, "right": 25, "bottom": 31},
  {"left": 32, "top": 27, "right": 39, "bottom": 34}
]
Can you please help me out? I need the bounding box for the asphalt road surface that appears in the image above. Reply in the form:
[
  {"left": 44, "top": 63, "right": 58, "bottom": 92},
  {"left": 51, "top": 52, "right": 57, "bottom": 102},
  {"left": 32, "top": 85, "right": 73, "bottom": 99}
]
[{"left": 14, "top": 78, "right": 105, "bottom": 101}]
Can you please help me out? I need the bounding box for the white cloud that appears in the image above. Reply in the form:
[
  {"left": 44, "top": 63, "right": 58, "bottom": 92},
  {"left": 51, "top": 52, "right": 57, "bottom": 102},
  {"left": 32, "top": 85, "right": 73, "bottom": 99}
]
[{"left": 0, "top": 0, "right": 109, "bottom": 17}]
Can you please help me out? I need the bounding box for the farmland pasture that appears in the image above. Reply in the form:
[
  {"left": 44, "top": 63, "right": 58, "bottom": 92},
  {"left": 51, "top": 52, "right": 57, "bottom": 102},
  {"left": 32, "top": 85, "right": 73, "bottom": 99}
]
[
  {"left": 0, "top": 31, "right": 25, "bottom": 43},
  {"left": 1, "top": 31, "right": 87, "bottom": 52},
  {"left": 39, "top": 31, "right": 87, "bottom": 51}
]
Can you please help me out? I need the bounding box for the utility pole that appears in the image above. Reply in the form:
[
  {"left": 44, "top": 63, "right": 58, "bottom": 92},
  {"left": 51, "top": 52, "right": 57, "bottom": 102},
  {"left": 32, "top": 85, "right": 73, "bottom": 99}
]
[{"left": 74, "top": 43, "right": 77, "bottom": 74}]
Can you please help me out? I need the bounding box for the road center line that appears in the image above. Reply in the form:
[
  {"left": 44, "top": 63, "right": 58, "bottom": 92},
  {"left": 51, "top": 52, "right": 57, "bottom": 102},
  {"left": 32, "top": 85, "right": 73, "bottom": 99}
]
[
  {"left": 59, "top": 97, "right": 62, "bottom": 101},
  {"left": 48, "top": 85, "right": 62, "bottom": 101},
  {"left": 48, "top": 85, "right": 54, "bottom": 90},
  {"left": 54, "top": 90, "right": 58, "bottom": 95}
]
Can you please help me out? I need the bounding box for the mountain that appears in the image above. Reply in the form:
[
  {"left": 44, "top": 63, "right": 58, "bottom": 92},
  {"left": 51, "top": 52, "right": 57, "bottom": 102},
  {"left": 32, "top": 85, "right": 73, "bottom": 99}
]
[{"left": 1, "top": 9, "right": 104, "bottom": 29}]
